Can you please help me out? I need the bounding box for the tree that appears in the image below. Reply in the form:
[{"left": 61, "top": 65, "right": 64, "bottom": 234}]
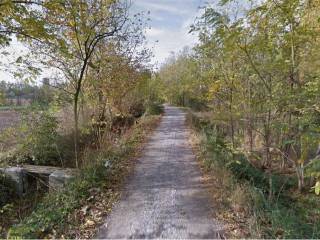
[
  {"left": 0, "top": 0, "right": 153, "bottom": 168},
  {"left": 159, "top": 48, "right": 204, "bottom": 108},
  {"left": 2, "top": 0, "right": 131, "bottom": 167},
  {"left": 159, "top": 0, "right": 320, "bottom": 194}
]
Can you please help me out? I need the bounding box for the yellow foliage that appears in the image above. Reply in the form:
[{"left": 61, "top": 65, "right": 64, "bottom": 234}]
[{"left": 207, "top": 81, "right": 221, "bottom": 100}]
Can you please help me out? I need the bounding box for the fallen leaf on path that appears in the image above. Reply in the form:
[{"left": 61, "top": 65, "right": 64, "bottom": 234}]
[{"left": 84, "top": 220, "right": 95, "bottom": 227}]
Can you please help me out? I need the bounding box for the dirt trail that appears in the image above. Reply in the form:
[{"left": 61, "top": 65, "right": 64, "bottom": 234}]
[{"left": 96, "top": 105, "right": 223, "bottom": 239}]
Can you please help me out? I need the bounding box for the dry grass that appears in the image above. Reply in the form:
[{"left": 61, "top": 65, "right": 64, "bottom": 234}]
[
  {"left": 58, "top": 115, "right": 162, "bottom": 238},
  {"left": 188, "top": 130, "right": 260, "bottom": 238},
  {"left": 187, "top": 111, "right": 320, "bottom": 239},
  {"left": 3, "top": 115, "right": 161, "bottom": 238},
  {"left": 0, "top": 111, "right": 22, "bottom": 163},
  {"left": 0, "top": 110, "right": 20, "bottom": 130},
  {"left": 0, "top": 110, "right": 21, "bottom": 149}
]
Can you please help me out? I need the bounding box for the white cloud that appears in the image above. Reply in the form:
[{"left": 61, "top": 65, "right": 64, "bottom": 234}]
[
  {"left": 133, "top": 0, "right": 202, "bottom": 66},
  {"left": 135, "top": 1, "right": 190, "bottom": 15},
  {"left": 146, "top": 25, "right": 198, "bottom": 66},
  {"left": 0, "top": 1, "right": 203, "bottom": 82},
  {"left": 145, "top": 28, "right": 166, "bottom": 37},
  {"left": 144, "top": 7, "right": 200, "bottom": 66},
  {"left": 0, "top": 39, "right": 29, "bottom": 82}
]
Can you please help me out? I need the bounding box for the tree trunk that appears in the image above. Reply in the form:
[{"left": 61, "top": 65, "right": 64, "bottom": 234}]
[
  {"left": 182, "top": 92, "right": 185, "bottom": 107},
  {"left": 74, "top": 94, "right": 79, "bottom": 168},
  {"left": 229, "top": 85, "right": 235, "bottom": 149},
  {"left": 73, "top": 58, "right": 88, "bottom": 168},
  {"left": 296, "top": 164, "right": 305, "bottom": 192}
]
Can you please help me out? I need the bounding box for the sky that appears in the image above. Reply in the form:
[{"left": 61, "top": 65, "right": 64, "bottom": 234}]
[
  {"left": 0, "top": 0, "right": 206, "bottom": 83},
  {"left": 132, "top": 0, "right": 204, "bottom": 66}
]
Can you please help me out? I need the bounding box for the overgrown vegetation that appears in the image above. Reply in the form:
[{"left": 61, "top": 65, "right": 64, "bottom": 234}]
[
  {"left": 152, "top": 0, "right": 320, "bottom": 238},
  {"left": 188, "top": 111, "right": 320, "bottom": 238},
  {"left": 5, "top": 115, "right": 160, "bottom": 238},
  {"left": 145, "top": 102, "right": 164, "bottom": 116},
  {"left": 156, "top": 0, "right": 320, "bottom": 236},
  {"left": 17, "top": 109, "right": 60, "bottom": 165},
  {"left": 0, "top": 0, "right": 166, "bottom": 236},
  {"left": 159, "top": 0, "right": 320, "bottom": 194},
  {"left": 1, "top": 0, "right": 320, "bottom": 238}
]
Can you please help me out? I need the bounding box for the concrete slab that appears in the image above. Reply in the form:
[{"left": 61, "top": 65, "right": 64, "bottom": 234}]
[
  {"left": 49, "top": 169, "right": 76, "bottom": 191},
  {"left": 1, "top": 167, "right": 27, "bottom": 196}
]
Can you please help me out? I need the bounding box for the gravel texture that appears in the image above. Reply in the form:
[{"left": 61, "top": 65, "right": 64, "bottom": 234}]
[{"left": 96, "top": 105, "right": 223, "bottom": 239}]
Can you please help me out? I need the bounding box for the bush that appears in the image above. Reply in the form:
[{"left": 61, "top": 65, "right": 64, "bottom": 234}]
[
  {"left": 188, "top": 111, "right": 320, "bottom": 238},
  {"left": 7, "top": 115, "right": 161, "bottom": 238},
  {"left": 16, "top": 109, "right": 61, "bottom": 166},
  {"left": 8, "top": 165, "right": 106, "bottom": 239},
  {"left": 145, "top": 102, "right": 164, "bottom": 116},
  {"left": 187, "top": 98, "right": 209, "bottom": 111},
  {"left": 128, "top": 102, "right": 145, "bottom": 118}
]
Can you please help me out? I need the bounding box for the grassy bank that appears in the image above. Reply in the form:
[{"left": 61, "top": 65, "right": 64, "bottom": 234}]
[
  {"left": 187, "top": 111, "right": 320, "bottom": 238},
  {"left": 6, "top": 115, "right": 161, "bottom": 239}
]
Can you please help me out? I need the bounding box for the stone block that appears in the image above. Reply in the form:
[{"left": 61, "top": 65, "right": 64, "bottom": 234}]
[
  {"left": 49, "top": 170, "right": 75, "bottom": 191},
  {"left": 1, "top": 167, "right": 27, "bottom": 196}
]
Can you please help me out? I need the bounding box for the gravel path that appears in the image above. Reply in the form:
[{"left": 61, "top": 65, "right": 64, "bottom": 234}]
[{"left": 96, "top": 105, "right": 223, "bottom": 239}]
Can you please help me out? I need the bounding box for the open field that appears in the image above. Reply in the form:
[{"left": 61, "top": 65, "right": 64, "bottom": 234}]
[{"left": 0, "top": 110, "right": 20, "bottom": 132}]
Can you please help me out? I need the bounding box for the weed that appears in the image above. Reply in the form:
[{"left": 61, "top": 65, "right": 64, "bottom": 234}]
[
  {"left": 7, "top": 115, "right": 161, "bottom": 238},
  {"left": 145, "top": 102, "right": 164, "bottom": 116},
  {"left": 188, "top": 111, "right": 320, "bottom": 238}
]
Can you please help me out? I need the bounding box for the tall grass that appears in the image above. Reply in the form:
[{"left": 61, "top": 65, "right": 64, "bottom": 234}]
[
  {"left": 187, "top": 111, "right": 320, "bottom": 238},
  {"left": 6, "top": 115, "right": 161, "bottom": 238}
]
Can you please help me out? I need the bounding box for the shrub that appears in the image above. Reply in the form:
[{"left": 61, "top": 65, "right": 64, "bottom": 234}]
[
  {"left": 7, "top": 115, "right": 161, "bottom": 238},
  {"left": 8, "top": 164, "right": 106, "bottom": 239},
  {"left": 187, "top": 98, "right": 209, "bottom": 111},
  {"left": 188, "top": 111, "right": 320, "bottom": 238},
  {"left": 128, "top": 101, "right": 145, "bottom": 118},
  {"left": 305, "top": 158, "right": 320, "bottom": 195},
  {"left": 16, "top": 109, "right": 61, "bottom": 166},
  {"left": 145, "top": 102, "right": 164, "bottom": 116}
]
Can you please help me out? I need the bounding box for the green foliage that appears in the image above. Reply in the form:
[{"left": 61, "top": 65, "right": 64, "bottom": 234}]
[
  {"left": 306, "top": 158, "right": 320, "bottom": 195},
  {"left": 0, "top": 80, "right": 53, "bottom": 107},
  {"left": 227, "top": 156, "right": 296, "bottom": 196},
  {"left": 158, "top": 48, "right": 206, "bottom": 107},
  {"left": 159, "top": 0, "right": 320, "bottom": 193},
  {"left": 8, "top": 165, "right": 106, "bottom": 239},
  {"left": 0, "top": 91, "right": 5, "bottom": 106},
  {"left": 0, "top": 0, "right": 151, "bottom": 169},
  {"left": 16, "top": 108, "right": 61, "bottom": 165},
  {"left": 189, "top": 111, "right": 320, "bottom": 238},
  {"left": 145, "top": 102, "right": 164, "bottom": 116},
  {"left": 306, "top": 158, "right": 320, "bottom": 179},
  {"left": 7, "top": 115, "right": 160, "bottom": 238},
  {"left": 314, "top": 181, "right": 320, "bottom": 195},
  {"left": 189, "top": 112, "right": 293, "bottom": 195}
]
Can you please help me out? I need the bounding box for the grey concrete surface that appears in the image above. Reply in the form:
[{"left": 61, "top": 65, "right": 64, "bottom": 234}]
[
  {"left": 0, "top": 167, "right": 27, "bottom": 196},
  {"left": 49, "top": 169, "right": 76, "bottom": 191},
  {"left": 96, "top": 105, "right": 224, "bottom": 239}
]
